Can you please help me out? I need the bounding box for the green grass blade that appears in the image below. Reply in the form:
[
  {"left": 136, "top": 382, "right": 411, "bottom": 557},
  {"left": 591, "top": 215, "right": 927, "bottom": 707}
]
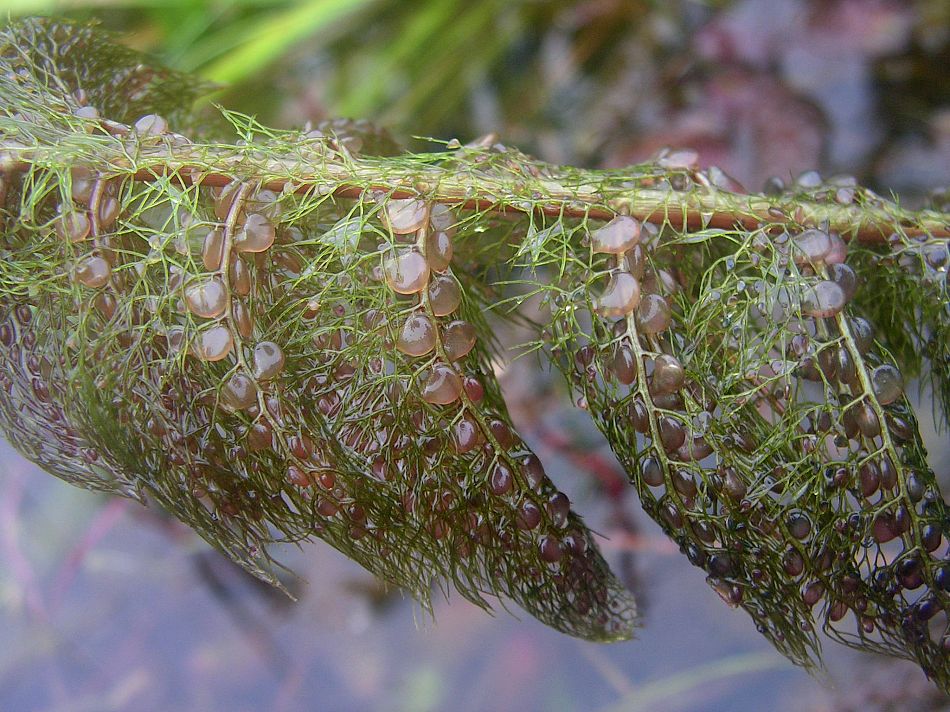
[{"left": 201, "top": 0, "right": 379, "bottom": 86}]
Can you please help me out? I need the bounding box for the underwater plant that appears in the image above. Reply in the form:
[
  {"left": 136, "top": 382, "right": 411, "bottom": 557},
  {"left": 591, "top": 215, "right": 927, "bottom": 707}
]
[{"left": 0, "top": 17, "right": 948, "bottom": 691}]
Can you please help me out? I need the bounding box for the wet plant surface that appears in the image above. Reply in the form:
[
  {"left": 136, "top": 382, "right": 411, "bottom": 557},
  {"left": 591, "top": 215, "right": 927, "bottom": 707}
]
[{"left": 1, "top": 3, "right": 949, "bottom": 710}]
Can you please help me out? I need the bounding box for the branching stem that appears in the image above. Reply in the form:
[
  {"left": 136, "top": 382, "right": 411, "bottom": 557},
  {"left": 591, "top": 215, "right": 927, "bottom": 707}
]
[{"left": 1, "top": 141, "right": 947, "bottom": 243}]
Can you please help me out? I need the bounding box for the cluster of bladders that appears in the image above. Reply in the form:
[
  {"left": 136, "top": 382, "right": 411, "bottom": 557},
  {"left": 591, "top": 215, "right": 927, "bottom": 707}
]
[
  {"left": 0, "top": 107, "right": 946, "bottom": 672},
  {"left": 546, "top": 211, "right": 949, "bottom": 676},
  {"left": 0, "top": 119, "right": 637, "bottom": 641}
]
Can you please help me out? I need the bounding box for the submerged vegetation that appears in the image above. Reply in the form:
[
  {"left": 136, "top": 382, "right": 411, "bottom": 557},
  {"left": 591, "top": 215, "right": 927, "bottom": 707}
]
[{"left": 0, "top": 17, "right": 948, "bottom": 691}]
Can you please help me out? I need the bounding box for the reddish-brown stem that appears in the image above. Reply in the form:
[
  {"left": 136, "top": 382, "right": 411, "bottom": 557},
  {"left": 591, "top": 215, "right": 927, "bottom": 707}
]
[
  {"left": 1, "top": 147, "right": 947, "bottom": 243},
  {"left": 133, "top": 167, "right": 950, "bottom": 244}
]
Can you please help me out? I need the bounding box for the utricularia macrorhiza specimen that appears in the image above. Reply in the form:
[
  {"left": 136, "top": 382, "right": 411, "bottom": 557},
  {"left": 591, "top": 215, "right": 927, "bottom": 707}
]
[{"left": 0, "top": 18, "right": 948, "bottom": 690}]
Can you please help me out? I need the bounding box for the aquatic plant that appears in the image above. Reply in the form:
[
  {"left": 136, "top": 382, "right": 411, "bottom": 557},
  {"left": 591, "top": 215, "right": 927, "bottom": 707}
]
[{"left": 1, "top": 18, "right": 948, "bottom": 690}]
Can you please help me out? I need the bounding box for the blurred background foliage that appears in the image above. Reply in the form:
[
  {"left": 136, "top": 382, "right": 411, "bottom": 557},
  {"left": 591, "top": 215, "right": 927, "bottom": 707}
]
[
  {"left": 1, "top": 1, "right": 949, "bottom": 710},
  {"left": 2, "top": 0, "right": 948, "bottom": 195}
]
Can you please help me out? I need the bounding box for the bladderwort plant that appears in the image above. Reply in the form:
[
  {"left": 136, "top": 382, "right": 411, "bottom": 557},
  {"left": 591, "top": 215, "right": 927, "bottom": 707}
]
[{"left": 1, "top": 17, "right": 948, "bottom": 690}]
